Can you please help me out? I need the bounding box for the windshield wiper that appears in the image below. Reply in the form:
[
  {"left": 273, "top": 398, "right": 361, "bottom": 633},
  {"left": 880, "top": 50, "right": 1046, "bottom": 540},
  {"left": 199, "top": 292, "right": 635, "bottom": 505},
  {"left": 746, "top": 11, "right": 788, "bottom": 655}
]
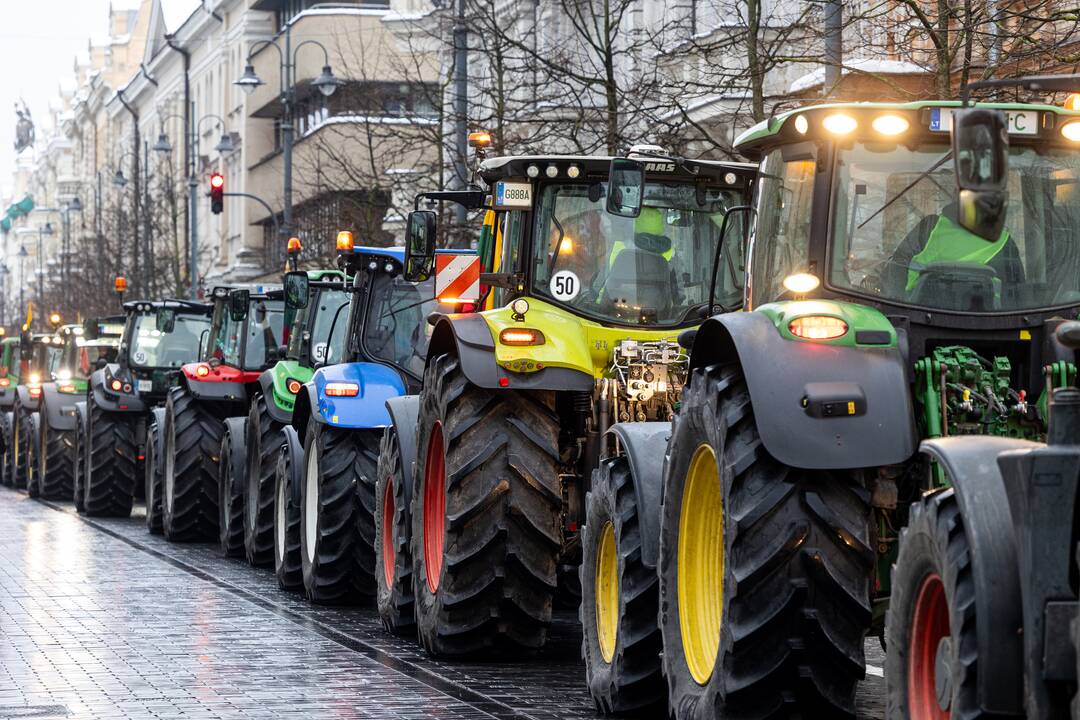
[{"left": 857, "top": 150, "right": 953, "bottom": 230}]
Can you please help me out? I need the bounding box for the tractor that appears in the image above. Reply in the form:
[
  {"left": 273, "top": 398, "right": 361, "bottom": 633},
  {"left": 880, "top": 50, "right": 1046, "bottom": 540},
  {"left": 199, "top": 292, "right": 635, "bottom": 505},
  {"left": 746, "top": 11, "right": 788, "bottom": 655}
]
[
  {"left": 569, "top": 79, "right": 1080, "bottom": 718},
  {"left": 161, "top": 285, "right": 284, "bottom": 543},
  {"left": 38, "top": 321, "right": 121, "bottom": 501},
  {"left": 375, "top": 152, "right": 755, "bottom": 652},
  {"left": 0, "top": 334, "right": 21, "bottom": 487},
  {"left": 13, "top": 331, "right": 64, "bottom": 495},
  {"left": 281, "top": 241, "right": 463, "bottom": 605},
  {"left": 79, "top": 300, "right": 211, "bottom": 521},
  {"left": 236, "top": 247, "right": 348, "bottom": 566}
]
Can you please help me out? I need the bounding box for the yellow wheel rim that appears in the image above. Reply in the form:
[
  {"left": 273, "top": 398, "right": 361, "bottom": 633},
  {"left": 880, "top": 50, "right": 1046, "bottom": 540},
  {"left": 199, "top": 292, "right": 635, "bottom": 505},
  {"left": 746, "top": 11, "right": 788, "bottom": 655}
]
[
  {"left": 595, "top": 521, "right": 619, "bottom": 664},
  {"left": 678, "top": 443, "right": 724, "bottom": 685}
]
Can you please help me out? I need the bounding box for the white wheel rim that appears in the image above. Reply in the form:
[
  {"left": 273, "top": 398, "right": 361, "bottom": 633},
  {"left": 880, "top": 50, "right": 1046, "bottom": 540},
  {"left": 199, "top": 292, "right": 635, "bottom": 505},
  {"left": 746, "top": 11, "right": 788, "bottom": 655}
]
[
  {"left": 304, "top": 449, "right": 318, "bottom": 565},
  {"left": 164, "top": 418, "right": 175, "bottom": 513},
  {"left": 276, "top": 471, "right": 286, "bottom": 564}
]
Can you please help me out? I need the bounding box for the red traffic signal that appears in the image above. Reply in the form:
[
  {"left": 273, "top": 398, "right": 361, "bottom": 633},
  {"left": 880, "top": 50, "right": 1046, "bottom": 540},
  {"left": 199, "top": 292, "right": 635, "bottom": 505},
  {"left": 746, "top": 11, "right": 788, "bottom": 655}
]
[{"left": 210, "top": 172, "right": 224, "bottom": 215}]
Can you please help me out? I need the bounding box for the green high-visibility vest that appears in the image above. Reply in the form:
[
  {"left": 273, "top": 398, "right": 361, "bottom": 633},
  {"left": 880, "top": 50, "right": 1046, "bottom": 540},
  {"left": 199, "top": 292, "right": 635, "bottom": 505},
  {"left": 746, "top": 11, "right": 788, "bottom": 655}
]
[
  {"left": 905, "top": 214, "right": 1009, "bottom": 292},
  {"left": 608, "top": 237, "right": 674, "bottom": 269}
]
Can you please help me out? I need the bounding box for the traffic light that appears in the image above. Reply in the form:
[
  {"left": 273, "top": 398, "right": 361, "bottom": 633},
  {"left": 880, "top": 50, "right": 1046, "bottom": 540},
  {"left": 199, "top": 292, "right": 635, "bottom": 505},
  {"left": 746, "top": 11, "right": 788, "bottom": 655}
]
[{"left": 210, "top": 173, "right": 224, "bottom": 215}]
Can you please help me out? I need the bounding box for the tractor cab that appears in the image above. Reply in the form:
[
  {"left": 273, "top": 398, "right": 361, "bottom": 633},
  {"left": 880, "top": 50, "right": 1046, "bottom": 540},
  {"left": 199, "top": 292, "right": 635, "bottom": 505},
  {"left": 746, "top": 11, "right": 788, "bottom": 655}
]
[
  {"left": 23, "top": 333, "right": 63, "bottom": 402},
  {"left": 180, "top": 285, "right": 285, "bottom": 400},
  {"left": 52, "top": 323, "right": 120, "bottom": 395},
  {"left": 327, "top": 240, "right": 463, "bottom": 393},
  {"left": 0, "top": 336, "right": 20, "bottom": 409}
]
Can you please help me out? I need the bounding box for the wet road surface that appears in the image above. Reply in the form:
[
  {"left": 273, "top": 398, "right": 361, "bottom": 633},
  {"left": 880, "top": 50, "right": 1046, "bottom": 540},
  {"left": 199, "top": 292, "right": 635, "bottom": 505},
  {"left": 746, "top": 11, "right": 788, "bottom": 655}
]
[{"left": 0, "top": 487, "right": 885, "bottom": 719}]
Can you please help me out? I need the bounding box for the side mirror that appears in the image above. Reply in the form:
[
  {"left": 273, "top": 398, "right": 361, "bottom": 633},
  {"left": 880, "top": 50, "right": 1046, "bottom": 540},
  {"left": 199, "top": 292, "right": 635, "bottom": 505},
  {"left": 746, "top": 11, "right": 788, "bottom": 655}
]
[
  {"left": 952, "top": 108, "right": 1008, "bottom": 241},
  {"left": 156, "top": 309, "right": 177, "bottom": 334},
  {"left": 606, "top": 158, "right": 645, "bottom": 218},
  {"left": 229, "top": 290, "right": 250, "bottom": 321},
  {"left": 404, "top": 210, "right": 437, "bottom": 282},
  {"left": 284, "top": 271, "right": 310, "bottom": 310}
]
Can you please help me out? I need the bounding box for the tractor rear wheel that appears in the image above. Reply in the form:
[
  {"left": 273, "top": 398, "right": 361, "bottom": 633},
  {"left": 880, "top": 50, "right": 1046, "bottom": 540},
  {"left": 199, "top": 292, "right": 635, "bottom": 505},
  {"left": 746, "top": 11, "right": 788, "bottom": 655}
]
[
  {"left": 39, "top": 407, "right": 74, "bottom": 500},
  {"left": 71, "top": 404, "right": 87, "bottom": 512},
  {"left": 13, "top": 404, "right": 32, "bottom": 491},
  {"left": 84, "top": 396, "right": 137, "bottom": 517},
  {"left": 886, "top": 488, "right": 995, "bottom": 719},
  {"left": 25, "top": 412, "right": 41, "bottom": 498},
  {"left": 274, "top": 427, "right": 303, "bottom": 591},
  {"left": 659, "top": 362, "right": 872, "bottom": 719},
  {"left": 374, "top": 426, "right": 414, "bottom": 634},
  {"left": 411, "top": 354, "right": 562, "bottom": 656},
  {"left": 218, "top": 416, "right": 247, "bottom": 557},
  {"left": 162, "top": 386, "right": 223, "bottom": 542},
  {"left": 300, "top": 423, "right": 379, "bottom": 604},
  {"left": 244, "top": 395, "right": 281, "bottom": 567},
  {"left": 144, "top": 408, "right": 165, "bottom": 533},
  {"left": 581, "top": 455, "right": 664, "bottom": 714},
  {"left": 0, "top": 410, "right": 13, "bottom": 487}
]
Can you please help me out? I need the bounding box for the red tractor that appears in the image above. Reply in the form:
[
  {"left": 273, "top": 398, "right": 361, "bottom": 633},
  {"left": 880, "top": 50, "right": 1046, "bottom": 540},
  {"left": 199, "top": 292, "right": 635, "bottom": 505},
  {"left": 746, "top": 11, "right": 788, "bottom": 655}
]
[{"left": 160, "top": 285, "right": 284, "bottom": 542}]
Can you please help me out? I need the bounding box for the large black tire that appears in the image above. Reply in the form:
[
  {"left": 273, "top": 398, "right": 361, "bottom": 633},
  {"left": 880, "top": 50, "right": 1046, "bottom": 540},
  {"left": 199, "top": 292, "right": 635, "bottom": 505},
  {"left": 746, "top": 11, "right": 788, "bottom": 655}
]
[
  {"left": 38, "top": 400, "right": 75, "bottom": 500},
  {"left": 274, "top": 426, "right": 303, "bottom": 591},
  {"left": 13, "top": 403, "right": 32, "bottom": 491},
  {"left": 83, "top": 395, "right": 137, "bottom": 517},
  {"left": 218, "top": 416, "right": 247, "bottom": 557},
  {"left": 244, "top": 395, "right": 282, "bottom": 567},
  {"left": 886, "top": 488, "right": 998, "bottom": 720},
  {"left": 71, "top": 403, "right": 87, "bottom": 512},
  {"left": 25, "top": 412, "right": 41, "bottom": 498},
  {"left": 0, "top": 411, "right": 13, "bottom": 487},
  {"left": 658, "top": 362, "right": 873, "bottom": 719},
  {"left": 581, "top": 455, "right": 664, "bottom": 714},
  {"left": 411, "top": 354, "right": 562, "bottom": 656},
  {"left": 144, "top": 408, "right": 165, "bottom": 533},
  {"left": 162, "top": 386, "right": 224, "bottom": 542},
  {"left": 300, "top": 423, "right": 379, "bottom": 604},
  {"left": 374, "top": 426, "right": 415, "bottom": 634}
]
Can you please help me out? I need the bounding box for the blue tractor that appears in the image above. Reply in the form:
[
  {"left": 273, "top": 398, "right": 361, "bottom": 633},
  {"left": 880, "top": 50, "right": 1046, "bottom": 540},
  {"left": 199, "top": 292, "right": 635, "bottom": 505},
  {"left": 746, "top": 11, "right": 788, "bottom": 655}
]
[{"left": 274, "top": 242, "right": 465, "bottom": 604}]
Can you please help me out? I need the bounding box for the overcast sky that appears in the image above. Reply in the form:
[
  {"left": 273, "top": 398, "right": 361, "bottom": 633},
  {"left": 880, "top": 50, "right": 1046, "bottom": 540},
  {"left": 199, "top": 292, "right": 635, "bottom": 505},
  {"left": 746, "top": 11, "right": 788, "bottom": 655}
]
[{"left": 0, "top": 0, "right": 199, "bottom": 197}]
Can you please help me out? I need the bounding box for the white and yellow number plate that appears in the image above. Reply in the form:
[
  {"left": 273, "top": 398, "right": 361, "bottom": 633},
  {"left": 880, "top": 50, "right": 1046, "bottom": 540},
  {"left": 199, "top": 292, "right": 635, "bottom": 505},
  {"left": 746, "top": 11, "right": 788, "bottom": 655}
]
[
  {"left": 930, "top": 108, "right": 1039, "bottom": 136},
  {"left": 494, "top": 181, "right": 533, "bottom": 210}
]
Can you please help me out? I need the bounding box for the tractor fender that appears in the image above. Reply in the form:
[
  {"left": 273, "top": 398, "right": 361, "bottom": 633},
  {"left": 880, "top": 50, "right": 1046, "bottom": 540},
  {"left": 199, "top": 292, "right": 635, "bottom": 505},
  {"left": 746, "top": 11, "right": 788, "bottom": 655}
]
[
  {"left": 279, "top": 425, "right": 304, "bottom": 508},
  {"left": 88, "top": 367, "right": 147, "bottom": 413},
  {"left": 0, "top": 384, "right": 15, "bottom": 410},
  {"left": 385, "top": 395, "right": 420, "bottom": 507},
  {"left": 604, "top": 422, "right": 671, "bottom": 570},
  {"left": 184, "top": 376, "right": 248, "bottom": 403},
  {"left": 15, "top": 385, "right": 39, "bottom": 410},
  {"left": 257, "top": 371, "right": 292, "bottom": 425},
  {"left": 39, "top": 384, "right": 78, "bottom": 432},
  {"left": 689, "top": 312, "right": 916, "bottom": 470},
  {"left": 920, "top": 436, "right": 1038, "bottom": 715},
  {"left": 304, "top": 362, "right": 405, "bottom": 430},
  {"left": 427, "top": 314, "right": 593, "bottom": 392}
]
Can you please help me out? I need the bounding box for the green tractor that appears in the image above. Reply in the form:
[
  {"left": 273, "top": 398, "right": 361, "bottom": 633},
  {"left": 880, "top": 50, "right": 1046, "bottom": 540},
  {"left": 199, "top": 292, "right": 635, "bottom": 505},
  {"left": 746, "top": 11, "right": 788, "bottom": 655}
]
[
  {"left": 0, "top": 334, "right": 22, "bottom": 487},
  {"left": 574, "top": 81, "right": 1080, "bottom": 717},
  {"left": 377, "top": 153, "right": 755, "bottom": 651},
  {"left": 236, "top": 264, "right": 348, "bottom": 566},
  {"left": 37, "top": 321, "right": 121, "bottom": 501},
  {"left": 13, "top": 331, "right": 64, "bottom": 495}
]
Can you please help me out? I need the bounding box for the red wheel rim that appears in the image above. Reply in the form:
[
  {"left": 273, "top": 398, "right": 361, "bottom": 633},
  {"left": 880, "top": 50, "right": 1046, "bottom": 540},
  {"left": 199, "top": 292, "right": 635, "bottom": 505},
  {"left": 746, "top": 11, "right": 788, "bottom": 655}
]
[
  {"left": 423, "top": 422, "right": 446, "bottom": 593},
  {"left": 382, "top": 477, "right": 396, "bottom": 588},
  {"left": 908, "top": 573, "right": 951, "bottom": 719}
]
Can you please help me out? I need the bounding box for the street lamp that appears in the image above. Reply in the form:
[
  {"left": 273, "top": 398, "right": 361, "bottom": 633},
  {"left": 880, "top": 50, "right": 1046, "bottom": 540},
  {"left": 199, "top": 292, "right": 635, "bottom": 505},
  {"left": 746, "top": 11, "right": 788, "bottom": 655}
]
[
  {"left": 237, "top": 31, "right": 342, "bottom": 242},
  {"left": 154, "top": 112, "right": 240, "bottom": 299}
]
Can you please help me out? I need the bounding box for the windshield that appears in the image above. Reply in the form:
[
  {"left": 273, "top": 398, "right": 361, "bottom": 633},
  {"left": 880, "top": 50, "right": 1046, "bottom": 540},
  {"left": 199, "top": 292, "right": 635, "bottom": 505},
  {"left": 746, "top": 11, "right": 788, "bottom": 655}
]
[
  {"left": 533, "top": 182, "right": 744, "bottom": 326},
  {"left": 286, "top": 289, "right": 349, "bottom": 365},
  {"left": 830, "top": 142, "right": 1080, "bottom": 312},
  {"left": 362, "top": 274, "right": 455, "bottom": 379},
  {"left": 129, "top": 312, "right": 211, "bottom": 369},
  {"left": 61, "top": 337, "right": 118, "bottom": 379},
  {"left": 210, "top": 299, "right": 285, "bottom": 370}
]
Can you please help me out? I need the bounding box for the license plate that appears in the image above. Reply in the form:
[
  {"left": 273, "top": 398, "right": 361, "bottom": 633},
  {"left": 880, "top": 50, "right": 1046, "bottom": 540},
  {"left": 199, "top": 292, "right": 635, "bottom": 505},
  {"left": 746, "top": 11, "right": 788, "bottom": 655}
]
[
  {"left": 494, "top": 181, "right": 533, "bottom": 210},
  {"left": 930, "top": 108, "right": 1039, "bottom": 135},
  {"left": 137, "top": 380, "right": 153, "bottom": 393}
]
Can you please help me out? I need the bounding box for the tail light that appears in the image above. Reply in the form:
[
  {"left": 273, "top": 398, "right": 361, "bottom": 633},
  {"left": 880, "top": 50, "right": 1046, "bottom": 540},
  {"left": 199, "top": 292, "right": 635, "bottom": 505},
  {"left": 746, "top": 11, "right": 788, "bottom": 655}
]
[
  {"left": 110, "top": 379, "right": 123, "bottom": 391},
  {"left": 195, "top": 364, "right": 211, "bottom": 378},
  {"left": 788, "top": 316, "right": 848, "bottom": 341},
  {"left": 59, "top": 383, "right": 77, "bottom": 394},
  {"left": 286, "top": 379, "right": 303, "bottom": 394},
  {"left": 28, "top": 387, "right": 41, "bottom": 399},
  {"left": 0, "top": 378, "right": 10, "bottom": 387},
  {"left": 499, "top": 328, "right": 545, "bottom": 346}
]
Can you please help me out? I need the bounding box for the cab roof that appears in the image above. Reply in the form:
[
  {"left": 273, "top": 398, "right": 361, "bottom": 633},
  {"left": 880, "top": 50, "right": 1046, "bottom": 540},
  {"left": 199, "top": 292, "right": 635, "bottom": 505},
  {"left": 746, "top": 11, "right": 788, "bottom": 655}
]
[
  {"left": 123, "top": 299, "right": 212, "bottom": 314},
  {"left": 478, "top": 154, "right": 755, "bottom": 186},
  {"left": 735, "top": 100, "right": 1080, "bottom": 155}
]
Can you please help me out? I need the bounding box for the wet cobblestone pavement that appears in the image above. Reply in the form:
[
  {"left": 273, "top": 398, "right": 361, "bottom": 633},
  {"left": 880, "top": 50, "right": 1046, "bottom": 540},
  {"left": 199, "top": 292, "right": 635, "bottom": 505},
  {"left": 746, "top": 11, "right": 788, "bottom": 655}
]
[{"left": 0, "top": 487, "right": 886, "bottom": 719}]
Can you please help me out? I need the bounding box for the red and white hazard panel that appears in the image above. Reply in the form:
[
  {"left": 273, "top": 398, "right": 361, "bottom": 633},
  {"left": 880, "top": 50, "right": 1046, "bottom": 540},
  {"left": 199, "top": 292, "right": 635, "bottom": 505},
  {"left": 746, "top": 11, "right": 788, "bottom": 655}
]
[{"left": 435, "top": 254, "right": 480, "bottom": 302}]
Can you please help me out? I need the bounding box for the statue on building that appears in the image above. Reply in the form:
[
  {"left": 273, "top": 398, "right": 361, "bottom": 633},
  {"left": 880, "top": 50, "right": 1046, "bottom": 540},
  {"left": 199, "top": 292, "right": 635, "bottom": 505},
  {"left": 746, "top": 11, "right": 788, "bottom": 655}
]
[{"left": 14, "top": 101, "right": 34, "bottom": 154}]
